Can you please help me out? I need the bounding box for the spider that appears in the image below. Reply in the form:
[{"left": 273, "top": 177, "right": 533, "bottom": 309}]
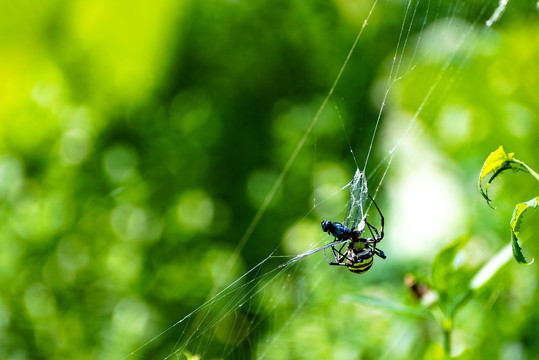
[{"left": 321, "top": 195, "right": 386, "bottom": 274}]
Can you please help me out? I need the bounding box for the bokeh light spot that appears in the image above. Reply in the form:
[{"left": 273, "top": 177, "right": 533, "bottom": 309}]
[
  {"left": 56, "top": 236, "right": 90, "bottom": 283},
  {"left": 24, "top": 283, "right": 56, "bottom": 320},
  {"left": 283, "top": 221, "right": 322, "bottom": 256},
  {"left": 112, "top": 296, "right": 150, "bottom": 338},
  {"left": 107, "top": 243, "right": 142, "bottom": 286},
  {"left": 103, "top": 145, "right": 138, "bottom": 183},
  {"left": 176, "top": 190, "right": 214, "bottom": 231},
  {"left": 60, "top": 129, "right": 91, "bottom": 165},
  {"left": 0, "top": 155, "right": 23, "bottom": 202},
  {"left": 110, "top": 204, "right": 163, "bottom": 242},
  {"left": 437, "top": 104, "right": 472, "bottom": 147}
]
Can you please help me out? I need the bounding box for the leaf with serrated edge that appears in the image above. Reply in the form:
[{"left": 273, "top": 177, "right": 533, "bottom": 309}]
[
  {"left": 510, "top": 197, "right": 538, "bottom": 264},
  {"left": 478, "top": 146, "right": 513, "bottom": 204},
  {"left": 479, "top": 146, "right": 513, "bottom": 183},
  {"left": 478, "top": 146, "right": 537, "bottom": 207}
]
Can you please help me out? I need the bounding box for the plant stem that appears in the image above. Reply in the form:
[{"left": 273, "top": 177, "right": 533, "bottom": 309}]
[
  {"left": 515, "top": 159, "right": 539, "bottom": 182},
  {"left": 443, "top": 327, "right": 451, "bottom": 357}
]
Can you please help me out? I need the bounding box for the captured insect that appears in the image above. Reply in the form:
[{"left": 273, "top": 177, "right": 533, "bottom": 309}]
[{"left": 281, "top": 169, "right": 386, "bottom": 274}]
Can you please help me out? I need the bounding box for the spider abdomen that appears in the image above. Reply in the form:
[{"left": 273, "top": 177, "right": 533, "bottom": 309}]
[{"left": 347, "top": 257, "right": 374, "bottom": 274}]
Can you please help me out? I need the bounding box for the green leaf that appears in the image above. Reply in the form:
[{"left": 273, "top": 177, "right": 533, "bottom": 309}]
[
  {"left": 479, "top": 146, "right": 514, "bottom": 183},
  {"left": 341, "top": 294, "right": 431, "bottom": 318},
  {"left": 478, "top": 146, "right": 515, "bottom": 207},
  {"left": 510, "top": 197, "right": 538, "bottom": 264},
  {"left": 478, "top": 146, "right": 539, "bottom": 208},
  {"left": 431, "top": 236, "right": 468, "bottom": 293}
]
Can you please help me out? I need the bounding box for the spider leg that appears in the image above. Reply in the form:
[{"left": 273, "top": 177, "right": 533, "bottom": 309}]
[
  {"left": 362, "top": 221, "right": 380, "bottom": 243},
  {"left": 330, "top": 244, "right": 342, "bottom": 263},
  {"left": 325, "top": 239, "right": 348, "bottom": 265},
  {"left": 355, "top": 248, "right": 372, "bottom": 259},
  {"left": 324, "top": 247, "right": 350, "bottom": 266},
  {"left": 324, "top": 247, "right": 337, "bottom": 265},
  {"left": 334, "top": 240, "right": 353, "bottom": 262},
  {"left": 325, "top": 238, "right": 360, "bottom": 266},
  {"left": 358, "top": 225, "right": 384, "bottom": 260},
  {"left": 323, "top": 247, "right": 334, "bottom": 264},
  {"left": 368, "top": 194, "right": 384, "bottom": 241},
  {"left": 360, "top": 196, "right": 384, "bottom": 245},
  {"left": 363, "top": 227, "right": 387, "bottom": 259},
  {"left": 327, "top": 262, "right": 350, "bottom": 266},
  {"left": 373, "top": 247, "right": 386, "bottom": 259},
  {"left": 366, "top": 195, "right": 386, "bottom": 259},
  {"left": 366, "top": 221, "right": 380, "bottom": 239}
]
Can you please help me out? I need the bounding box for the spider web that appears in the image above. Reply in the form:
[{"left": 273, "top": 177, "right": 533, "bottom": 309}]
[
  {"left": 122, "top": 0, "right": 508, "bottom": 359},
  {"left": 343, "top": 169, "right": 369, "bottom": 232}
]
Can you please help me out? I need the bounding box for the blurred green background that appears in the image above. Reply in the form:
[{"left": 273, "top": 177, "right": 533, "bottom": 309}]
[{"left": 1, "top": 0, "right": 538, "bottom": 359}]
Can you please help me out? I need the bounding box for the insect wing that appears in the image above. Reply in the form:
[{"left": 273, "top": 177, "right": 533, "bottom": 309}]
[{"left": 343, "top": 169, "right": 368, "bottom": 232}]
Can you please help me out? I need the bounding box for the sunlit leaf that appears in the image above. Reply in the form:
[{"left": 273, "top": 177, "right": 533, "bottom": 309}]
[
  {"left": 478, "top": 146, "right": 515, "bottom": 206},
  {"left": 478, "top": 146, "right": 539, "bottom": 207},
  {"left": 510, "top": 197, "right": 538, "bottom": 264},
  {"left": 479, "top": 146, "right": 514, "bottom": 183}
]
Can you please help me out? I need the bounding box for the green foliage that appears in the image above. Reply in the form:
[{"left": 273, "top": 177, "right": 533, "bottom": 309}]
[
  {"left": 479, "top": 146, "right": 539, "bottom": 207},
  {"left": 346, "top": 235, "right": 516, "bottom": 357},
  {"left": 431, "top": 237, "right": 471, "bottom": 317},
  {"left": 479, "top": 146, "right": 539, "bottom": 264},
  {"left": 510, "top": 197, "right": 538, "bottom": 264},
  {"left": 432, "top": 237, "right": 467, "bottom": 294}
]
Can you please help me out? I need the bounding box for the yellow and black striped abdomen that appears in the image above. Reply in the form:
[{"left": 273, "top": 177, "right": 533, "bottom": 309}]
[{"left": 347, "top": 257, "right": 374, "bottom": 274}]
